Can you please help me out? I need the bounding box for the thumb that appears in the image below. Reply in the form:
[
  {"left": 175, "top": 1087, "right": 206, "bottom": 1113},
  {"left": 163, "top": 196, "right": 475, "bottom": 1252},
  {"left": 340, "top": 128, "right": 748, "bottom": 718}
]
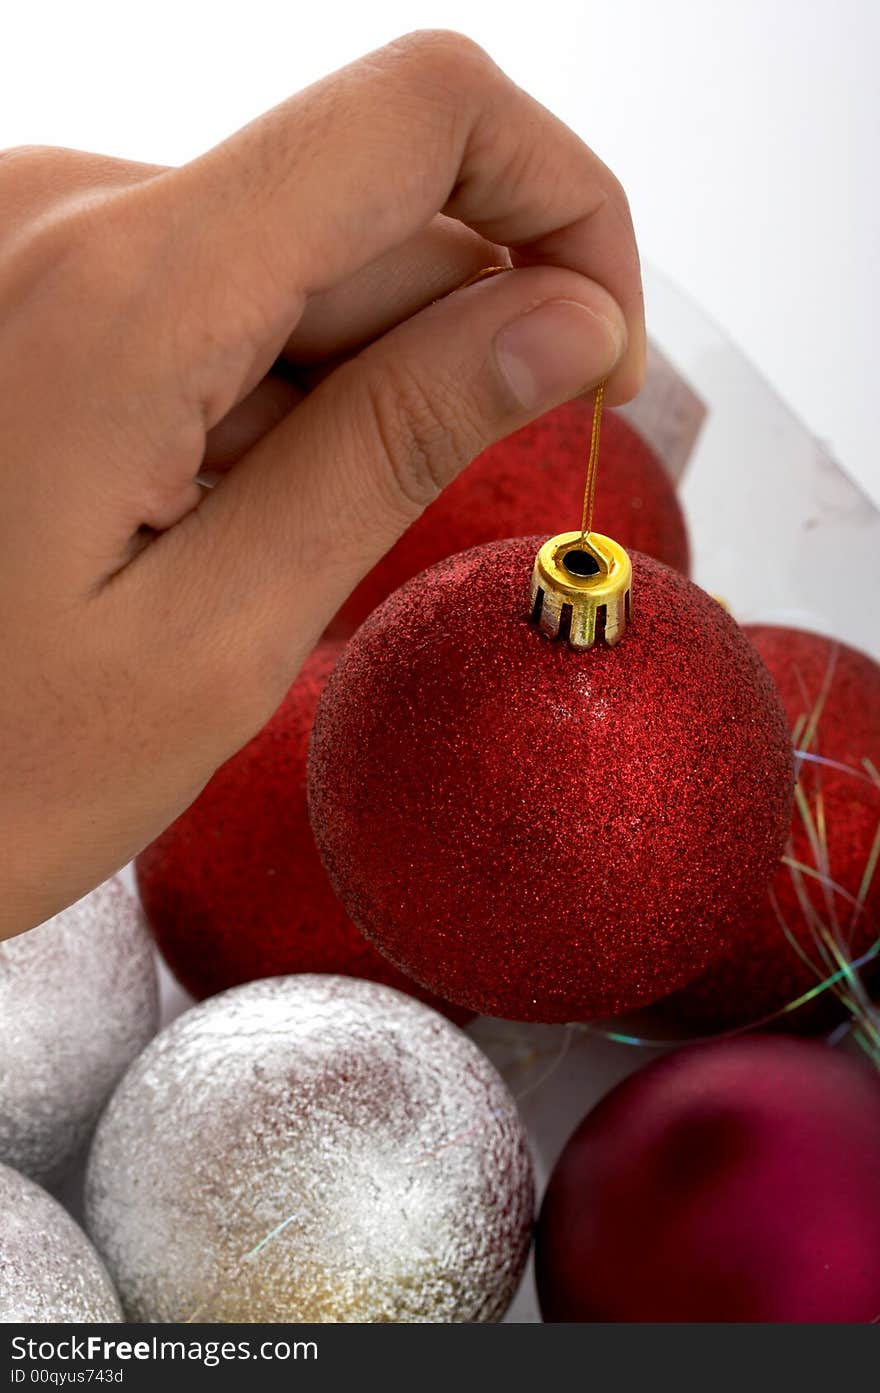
[{"left": 136, "top": 265, "right": 625, "bottom": 734}]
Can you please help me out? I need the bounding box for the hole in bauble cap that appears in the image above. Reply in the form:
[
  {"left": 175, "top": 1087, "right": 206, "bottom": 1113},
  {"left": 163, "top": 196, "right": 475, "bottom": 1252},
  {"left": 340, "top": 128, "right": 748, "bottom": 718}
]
[{"left": 562, "top": 549, "right": 601, "bottom": 578}]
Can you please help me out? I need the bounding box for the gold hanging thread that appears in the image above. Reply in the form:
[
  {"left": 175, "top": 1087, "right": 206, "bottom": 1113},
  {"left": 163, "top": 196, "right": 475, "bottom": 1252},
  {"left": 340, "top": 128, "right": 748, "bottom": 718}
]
[
  {"left": 456, "top": 264, "right": 512, "bottom": 291},
  {"left": 437, "top": 264, "right": 512, "bottom": 307},
  {"left": 580, "top": 380, "right": 606, "bottom": 542},
  {"left": 529, "top": 379, "right": 633, "bottom": 650}
]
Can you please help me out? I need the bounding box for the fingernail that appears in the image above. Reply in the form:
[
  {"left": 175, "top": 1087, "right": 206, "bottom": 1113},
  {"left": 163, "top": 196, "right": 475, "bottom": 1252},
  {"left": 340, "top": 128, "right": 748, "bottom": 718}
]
[{"left": 494, "top": 299, "right": 626, "bottom": 412}]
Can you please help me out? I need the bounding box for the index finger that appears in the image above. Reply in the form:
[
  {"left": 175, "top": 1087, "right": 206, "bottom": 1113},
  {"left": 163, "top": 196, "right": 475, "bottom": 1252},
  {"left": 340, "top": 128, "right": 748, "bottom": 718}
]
[{"left": 140, "top": 30, "right": 644, "bottom": 403}]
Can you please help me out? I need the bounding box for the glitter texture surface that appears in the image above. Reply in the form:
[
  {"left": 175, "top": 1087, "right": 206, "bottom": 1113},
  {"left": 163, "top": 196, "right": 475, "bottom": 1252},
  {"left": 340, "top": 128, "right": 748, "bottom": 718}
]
[
  {"left": 0, "top": 1162, "right": 121, "bottom": 1322},
  {"left": 535, "top": 1036, "right": 880, "bottom": 1322},
  {"left": 308, "top": 538, "right": 794, "bottom": 1022},
  {"left": 328, "top": 403, "right": 690, "bottom": 638},
  {"left": 0, "top": 877, "right": 159, "bottom": 1186},
  {"left": 661, "top": 626, "right": 880, "bottom": 1033},
  {"left": 85, "top": 975, "right": 534, "bottom": 1323},
  {"left": 136, "top": 643, "right": 467, "bottom": 1021}
]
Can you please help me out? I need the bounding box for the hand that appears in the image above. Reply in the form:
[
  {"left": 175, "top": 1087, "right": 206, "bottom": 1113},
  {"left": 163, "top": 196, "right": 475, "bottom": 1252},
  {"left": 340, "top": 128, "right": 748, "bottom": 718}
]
[{"left": 0, "top": 30, "right": 643, "bottom": 938}]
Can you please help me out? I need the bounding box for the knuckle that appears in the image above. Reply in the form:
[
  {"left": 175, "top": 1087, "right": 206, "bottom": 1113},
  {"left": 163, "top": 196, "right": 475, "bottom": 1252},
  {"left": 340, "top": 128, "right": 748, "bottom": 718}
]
[
  {"left": 362, "top": 362, "right": 475, "bottom": 516},
  {"left": 1, "top": 196, "right": 125, "bottom": 310},
  {"left": 0, "top": 144, "right": 111, "bottom": 269},
  {"left": 366, "top": 33, "right": 499, "bottom": 153},
  {"left": 394, "top": 28, "right": 491, "bottom": 66},
  {"left": 0, "top": 143, "right": 61, "bottom": 178},
  {"left": 390, "top": 29, "right": 496, "bottom": 89}
]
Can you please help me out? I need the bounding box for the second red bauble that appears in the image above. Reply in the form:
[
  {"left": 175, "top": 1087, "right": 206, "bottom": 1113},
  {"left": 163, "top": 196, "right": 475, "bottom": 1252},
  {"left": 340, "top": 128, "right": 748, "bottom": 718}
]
[
  {"left": 308, "top": 538, "right": 794, "bottom": 1022},
  {"left": 661, "top": 626, "right": 880, "bottom": 1033},
  {"left": 136, "top": 641, "right": 466, "bottom": 1019},
  {"left": 328, "top": 403, "right": 690, "bottom": 638}
]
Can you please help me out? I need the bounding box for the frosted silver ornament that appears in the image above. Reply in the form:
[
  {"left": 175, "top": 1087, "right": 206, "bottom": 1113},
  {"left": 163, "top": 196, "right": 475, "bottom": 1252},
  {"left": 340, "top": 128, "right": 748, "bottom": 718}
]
[
  {"left": 86, "top": 974, "right": 534, "bottom": 1323},
  {"left": 0, "top": 876, "right": 159, "bottom": 1186},
  {"left": 0, "top": 1162, "right": 121, "bottom": 1322}
]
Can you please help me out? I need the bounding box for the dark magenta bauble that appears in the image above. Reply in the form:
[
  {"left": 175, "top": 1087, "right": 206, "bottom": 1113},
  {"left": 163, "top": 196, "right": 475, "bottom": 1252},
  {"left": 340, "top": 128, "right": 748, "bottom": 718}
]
[
  {"left": 536, "top": 1035, "right": 880, "bottom": 1322},
  {"left": 308, "top": 538, "right": 793, "bottom": 1022},
  {"left": 661, "top": 627, "right": 880, "bottom": 1033},
  {"left": 136, "top": 642, "right": 468, "bottom": 1020},
  {"left": 328, "top": 404, "right": 689, "bottom": 638}
]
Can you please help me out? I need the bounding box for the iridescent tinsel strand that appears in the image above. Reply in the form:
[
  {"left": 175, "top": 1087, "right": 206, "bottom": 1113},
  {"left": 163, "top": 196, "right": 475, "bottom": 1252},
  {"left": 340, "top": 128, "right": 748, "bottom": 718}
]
[{"left": 576, "top": 642, "right": 880, "bottom": 1064}]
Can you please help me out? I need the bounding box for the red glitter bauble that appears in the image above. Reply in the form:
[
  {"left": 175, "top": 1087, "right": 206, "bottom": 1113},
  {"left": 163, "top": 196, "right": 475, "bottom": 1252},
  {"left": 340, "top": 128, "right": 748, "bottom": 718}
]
[
  {"left": 536, "top": 1035, "right": 880, "bottom": 1322},
  {"left": 661, "top": 627, "right": 880, "bottom": 1034},
  {"left": 308, "top": 538, "right": 793, "bottom": 1022},
  {"left": 328, "top": 404, "right": 689, "bottom": 639},
  {"left": 135, "top": 642, "right": 467, "bottom": 1020}
]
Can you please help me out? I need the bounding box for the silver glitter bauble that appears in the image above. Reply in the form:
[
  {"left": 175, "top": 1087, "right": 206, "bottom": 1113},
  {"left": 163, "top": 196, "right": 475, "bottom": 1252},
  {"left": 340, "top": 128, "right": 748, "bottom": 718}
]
[
  {"left": 0, "top": 877, "right": 159, "bottom": 1186},
  {"left": 0, "top": 1163, "right": 121, "bottom": 1322},
  {"left": 86, "top": 975, "right": 534, "bottom": 1322}
]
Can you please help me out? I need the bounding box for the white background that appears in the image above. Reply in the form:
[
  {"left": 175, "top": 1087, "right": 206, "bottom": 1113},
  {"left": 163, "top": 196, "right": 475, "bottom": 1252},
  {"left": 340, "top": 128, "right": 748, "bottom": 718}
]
[{"left": 2, "top": 0, "right": 878, "bottom": 505}]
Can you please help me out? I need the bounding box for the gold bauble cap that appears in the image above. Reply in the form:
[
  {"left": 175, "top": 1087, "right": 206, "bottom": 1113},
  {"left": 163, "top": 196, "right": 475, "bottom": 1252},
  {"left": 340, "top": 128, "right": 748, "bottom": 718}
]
[{"left": 530, "top": 531, "right": 632, "bottom": 649}]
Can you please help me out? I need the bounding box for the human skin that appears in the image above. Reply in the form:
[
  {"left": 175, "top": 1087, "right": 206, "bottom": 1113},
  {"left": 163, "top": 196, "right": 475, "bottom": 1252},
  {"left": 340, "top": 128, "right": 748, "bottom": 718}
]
[{"left": 0, "top": 30, "right": 643, "bottom": 940}]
